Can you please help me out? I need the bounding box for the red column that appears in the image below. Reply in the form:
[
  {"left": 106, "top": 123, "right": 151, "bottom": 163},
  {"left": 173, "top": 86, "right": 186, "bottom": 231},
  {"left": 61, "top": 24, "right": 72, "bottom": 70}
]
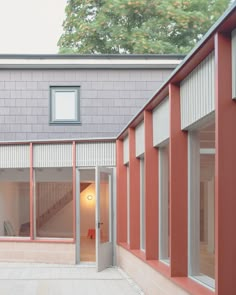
[
  {"left": 116, "top": 139, "right": 127, "bottom": 244},
  {"left": 144, "top": 110, "right": 159, "bottom": 260},
  {"left": 30, "top": 142, "right": 34, "bottom": 240},
  {"left": 215, "top": 32, "right": 236, "bottom": 295},
  {"left": 169, "top": 83, "right": 188, "bottom": 277},
  {"left": 129, "top": 127, "right": 140, "bottom": 249}
]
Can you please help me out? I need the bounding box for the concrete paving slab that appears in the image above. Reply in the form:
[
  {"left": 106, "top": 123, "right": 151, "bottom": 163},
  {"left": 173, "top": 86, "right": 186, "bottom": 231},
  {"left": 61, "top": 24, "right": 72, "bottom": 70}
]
[{"left": 0, "top": 263, "right": 144, "bottom": 295}]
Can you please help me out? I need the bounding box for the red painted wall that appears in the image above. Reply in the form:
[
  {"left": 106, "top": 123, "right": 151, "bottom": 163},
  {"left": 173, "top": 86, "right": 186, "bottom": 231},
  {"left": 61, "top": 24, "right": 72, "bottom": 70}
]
[
  {"left": 169, "top": 84, "right": 188, "bottom": 277},
  {"left": 215, "top": 32, "right": 236, "bottom": 295},
  {"left": 144, "top": 111, "right": 159, "bottom": 260},
  {"left": 116, "top": 139, "right": 127, "bottom": 244}
]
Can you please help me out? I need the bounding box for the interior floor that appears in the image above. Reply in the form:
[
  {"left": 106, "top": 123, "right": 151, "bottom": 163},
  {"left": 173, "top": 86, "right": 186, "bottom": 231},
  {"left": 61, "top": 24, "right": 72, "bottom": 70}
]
[
  {"left": 80, "top": 236, "right": 96, "bottom": 262},
  {"left": 200, "top": 243, "right": 215, "bottom": 279}
]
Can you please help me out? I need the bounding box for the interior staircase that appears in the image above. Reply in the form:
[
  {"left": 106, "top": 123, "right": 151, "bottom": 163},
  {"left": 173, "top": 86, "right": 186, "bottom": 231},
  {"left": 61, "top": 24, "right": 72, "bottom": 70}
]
[
  {"left": 19, "top": 182, "right": 91, "bottom": 236},
  {"left": 37, "top": 183, "right": 90, "bottom": 228}
]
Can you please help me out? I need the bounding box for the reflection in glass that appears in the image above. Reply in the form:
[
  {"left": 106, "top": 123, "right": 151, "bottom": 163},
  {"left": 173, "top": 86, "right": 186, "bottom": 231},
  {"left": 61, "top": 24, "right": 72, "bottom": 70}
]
[
  {"left": 200, "top": 153, "right": 215, "bottom": 279},
  {"left": 189, "top": 122, "right": 215, "bottom": 288},
  {"left": 140, "top": 158, "right": 145, "bottom": 251},
  {"left": 159, "top": 144, "right": 170, "bottom": 261},
  {"left": 99, "top": 171, "right": 110, "bottom": 243},
  {"left": 80, "top": 169, "right": 95, "bottom": 262},
  {"left": 0, "top": 168, "right": 30, "bottom": 237},
  {"left": 35, "top": 167, "right": 73, "bottom": 239}
]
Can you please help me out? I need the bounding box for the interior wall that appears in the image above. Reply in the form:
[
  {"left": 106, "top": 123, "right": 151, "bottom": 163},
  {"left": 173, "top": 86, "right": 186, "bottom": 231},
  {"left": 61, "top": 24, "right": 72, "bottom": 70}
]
[
  {"left": 0, "top": 183, "right": 19, "bottom": 235},
  {"left": 0, "top": 242, "right": 75, "bottom": 264},
  {"left": 100, "top": 182, "right": 109, "bottom": 241},
  {"left": 36, "top": 182, "right": 72, "bottom": 218},
  {"left": 80, "top": 182, "right": 109, "bottom": 238},
  {"left": 18, "top": 183, "right": 30, "bottom": 226},
  {"left": 80, "top": 184, "right": 95, "bottom": 237},
  {"left": 39, "top": 201, "right": 73, "bottom": 238}
]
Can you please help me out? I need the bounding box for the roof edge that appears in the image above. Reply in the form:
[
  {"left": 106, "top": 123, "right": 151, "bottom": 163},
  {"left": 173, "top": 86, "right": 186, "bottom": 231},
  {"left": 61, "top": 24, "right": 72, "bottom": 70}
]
[
  {"left": 117, "top": 1, "right": 236, "bottom": 139},
  {"left": 0, "top": 54, "right": 185, "bottom": 60}
]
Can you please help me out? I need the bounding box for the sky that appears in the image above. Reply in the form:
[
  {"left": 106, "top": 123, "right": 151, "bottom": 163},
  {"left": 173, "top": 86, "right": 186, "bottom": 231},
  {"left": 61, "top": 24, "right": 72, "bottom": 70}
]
[{"left": 0, "top": 0, "right": 67, "bottom": 54}]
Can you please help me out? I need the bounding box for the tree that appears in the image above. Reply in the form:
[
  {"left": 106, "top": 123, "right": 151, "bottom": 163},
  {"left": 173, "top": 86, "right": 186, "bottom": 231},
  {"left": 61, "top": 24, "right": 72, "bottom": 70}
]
[{"left": 58, "top": 0, "right": 231, "bottom": 54}]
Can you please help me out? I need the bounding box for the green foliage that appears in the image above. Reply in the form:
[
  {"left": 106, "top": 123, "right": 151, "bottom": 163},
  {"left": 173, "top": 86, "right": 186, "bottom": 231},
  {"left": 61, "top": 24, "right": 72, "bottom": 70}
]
[{"left": 58, "top": 0, "right": 231, "bottom": 54}]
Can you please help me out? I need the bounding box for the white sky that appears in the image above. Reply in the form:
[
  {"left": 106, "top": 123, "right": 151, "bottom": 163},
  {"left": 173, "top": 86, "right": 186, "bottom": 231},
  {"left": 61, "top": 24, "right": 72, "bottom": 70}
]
[{"left": 0, "top": 0, "right": 67, "bottom": 54}]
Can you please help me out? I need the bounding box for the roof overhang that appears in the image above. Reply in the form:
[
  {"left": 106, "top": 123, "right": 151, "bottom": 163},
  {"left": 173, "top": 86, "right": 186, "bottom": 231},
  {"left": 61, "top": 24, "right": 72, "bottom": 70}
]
[
  {"left": 117, "top": 1, "right": 236, "bottom": 140},
  {"left": 0, "top": 54, "right": 184, "bottom": 69}
]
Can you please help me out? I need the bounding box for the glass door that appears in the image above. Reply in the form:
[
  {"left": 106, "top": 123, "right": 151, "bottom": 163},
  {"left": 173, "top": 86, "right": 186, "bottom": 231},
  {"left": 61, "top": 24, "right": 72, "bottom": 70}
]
[{"left": 96, "top": 167, "right": 113, "bottom": 272}]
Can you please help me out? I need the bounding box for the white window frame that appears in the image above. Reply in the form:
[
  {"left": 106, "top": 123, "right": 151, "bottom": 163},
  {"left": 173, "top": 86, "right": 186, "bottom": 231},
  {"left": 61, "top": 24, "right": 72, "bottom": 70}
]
[
  {"left": 158, "top": 142, "right": 170, "bottom": 264},
  {"left": 232, "top": 28, "right": 236, "bottom": 99},
  {"left": 140, "top": 157, "right": 145, "bottom": 251},
  {"left": 50, "top": 86, "right": 80, "bottom": 124},
  {"left": 188, "top": 131, "right": 215, "bottom": 290},
  {"left": 127, "top": 165, "right": 130, "bottom": 245}
]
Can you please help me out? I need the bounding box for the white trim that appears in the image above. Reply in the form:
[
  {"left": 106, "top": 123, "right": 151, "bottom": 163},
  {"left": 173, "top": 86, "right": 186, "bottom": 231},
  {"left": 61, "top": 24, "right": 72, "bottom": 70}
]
[
  {"left": 140, "top": 158, "right": 145, "bottom": 251},
  {"left": 180, "top": 53, "right": 215, "bottom": 129},
  {"left": 0, "top": 137, "right": 116, "bottom": 144},
  {"left": 159, "top": 144, "right": 170, "bottom": 261},
  {"left": 76, "top": 142, "right": 116, "bottom": 167},
  {"left": 50, "top": 86, "right": 80, "bottom": 124},
  {"left": 0, "top": 144, "right": 30, "bottom": 168},
  {"left": 123, "top": 137, "right": 129, "bottom": 165},
  {"left": 200, "top": 148, "right": 215, "bottom": 155},
  {"left": 153, "top": 97, "right": 170, "bottom": 147},
  {"left": 232, "top": 29, "right": 236, "bottom": 99},
  {"left": 188, "top": 130, "right": 216, "bottom": 289},
  {"left": 188, "top": 131, "right": 200, "bottom": 276},
  {"left": 75, "top": 168, "right": 81, "bottom": 264},
  {"left": 190, "top": 275, "right": 215, "bottom": 290},
  {"left": 127, "top": 165, "right": 130, "bottom": 245},
  {"left": 0, "top": 58, "right": 182, "bottom": 69},
  {"left": 135, "top": 122, "right": 144, "bottom": 158}
]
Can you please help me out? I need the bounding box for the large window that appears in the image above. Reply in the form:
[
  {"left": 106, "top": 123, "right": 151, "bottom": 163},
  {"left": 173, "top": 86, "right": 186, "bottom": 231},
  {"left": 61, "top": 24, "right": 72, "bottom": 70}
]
[
  {"left": 50, "top": 86, "right": 80, "bottom": 124},
  {"left": 159, "top": 143, "right": 170, "bottom": 263},
  {"left": 127, "top": 165, "right": 130, "bottom": 245},
  {"left": 79, "top": 169, "right": 95, "bottom": 262},
  {"left": 140, "top": 157, "right": 145, "bottom": 251},
  {"left": 188, "top": 122, "right": 215, "bottom": 289},
  {"left": 0, "top": 168, "right": 30, "bottom": 238},
  {"left": 34, "top": 167, "right": 73, "bottom": 239}
]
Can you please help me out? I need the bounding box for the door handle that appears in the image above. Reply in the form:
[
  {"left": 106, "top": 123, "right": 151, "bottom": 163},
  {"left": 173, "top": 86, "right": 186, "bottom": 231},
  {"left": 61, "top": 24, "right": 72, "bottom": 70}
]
[{"left": 97, "top": 222, "right": 104, "bottom": 229}]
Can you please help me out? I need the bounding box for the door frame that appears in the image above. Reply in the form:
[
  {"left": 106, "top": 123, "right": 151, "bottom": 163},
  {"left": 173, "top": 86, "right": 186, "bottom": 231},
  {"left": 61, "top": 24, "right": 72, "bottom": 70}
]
[
  {"left": 75, "top": 167, "right": 80, "bottom": 264},
  {"left": 75, "top": 166, "right": 116, "bottom": 267}
]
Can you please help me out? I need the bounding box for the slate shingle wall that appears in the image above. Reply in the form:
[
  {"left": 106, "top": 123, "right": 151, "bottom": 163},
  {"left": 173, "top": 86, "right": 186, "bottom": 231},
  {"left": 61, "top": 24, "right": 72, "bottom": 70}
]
[{"left": 0, "top": 68, "right": 172, "bottom": 141}]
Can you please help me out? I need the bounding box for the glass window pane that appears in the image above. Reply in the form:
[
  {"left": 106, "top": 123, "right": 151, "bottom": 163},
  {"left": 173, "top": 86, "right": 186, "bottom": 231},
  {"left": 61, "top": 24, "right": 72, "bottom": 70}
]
[
  {"left": 140, "top": 158, "right": 145, "bottom": 251},
  {"left": 55, "top": 91, "right": 76, "bottom": 120},
  {"left": 159, "top": 143, "right": 169, "bottom": 261},
  {"left": 189, "top": 122, "right": 215, "bottom": 288},
  {"left": 80, "top": 169, "right": 95, "bottom": 262},
  {"left": 0, "top": 168, "right": 30, "bottom": 238},
  {"left": 35, "top": 167, "right": 73, "bottom": 239},
  {"left": 200, "top": 153, "right": 215, "bottom": 279},
  {"left": 99, "top": 171, "right": 110, "bottom": 243},
  {"left": 127, "top": 165, "right": 130, "bottom": 245}
]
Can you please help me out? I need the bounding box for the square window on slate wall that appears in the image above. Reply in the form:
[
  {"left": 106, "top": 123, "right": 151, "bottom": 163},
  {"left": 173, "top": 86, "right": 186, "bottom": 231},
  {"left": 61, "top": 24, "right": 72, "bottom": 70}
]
[{"left": 49, "top": 86, "right": 80, "bottom": 124}]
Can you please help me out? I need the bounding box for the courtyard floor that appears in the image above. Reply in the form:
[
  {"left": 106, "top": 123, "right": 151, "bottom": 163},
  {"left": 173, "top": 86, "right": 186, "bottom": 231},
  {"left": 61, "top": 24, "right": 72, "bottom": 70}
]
[{"left": 0, "top": 263, "right": 143, "bottom": 295}]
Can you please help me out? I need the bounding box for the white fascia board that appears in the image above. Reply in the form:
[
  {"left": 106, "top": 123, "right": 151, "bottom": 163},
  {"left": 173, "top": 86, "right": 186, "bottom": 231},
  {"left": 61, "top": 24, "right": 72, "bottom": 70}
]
[{"left": 0, "top": 58, "right": 182, "bottom": 69}]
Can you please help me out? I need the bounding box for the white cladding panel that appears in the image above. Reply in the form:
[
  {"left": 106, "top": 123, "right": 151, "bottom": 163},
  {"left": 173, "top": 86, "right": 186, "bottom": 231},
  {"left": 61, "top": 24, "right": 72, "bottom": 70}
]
[
  {"left": 135, "top": 121, "right": 144, "bottom": 157},
  {"left": 0, "top": 144, "right": 30, "bottom": 168},
  {"left": 153, "top": 97, "right": 170, "bottom": 146},
  {"left": 180, "top": 52, "right": 215, "bottom": 129},
  {"left": 76, "top": 142, "right": 116, "bottom": 167},
  {"left": 232, "top": 29, "right": 236, "bottom": 99},
  {"left": 123, "top": 136, "right": 129, "bottom": 165},
  {"left": 33, "top": 143, "right": 72, "bottom": 167}
]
